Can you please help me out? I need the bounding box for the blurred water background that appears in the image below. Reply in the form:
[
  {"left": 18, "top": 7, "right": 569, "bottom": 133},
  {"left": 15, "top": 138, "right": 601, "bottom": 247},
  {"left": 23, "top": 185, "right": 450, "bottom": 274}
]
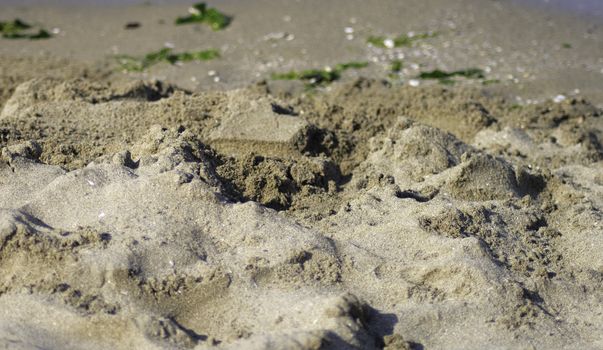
[{"left": 1, "top": 0, "right": 602, "bottom": 19}]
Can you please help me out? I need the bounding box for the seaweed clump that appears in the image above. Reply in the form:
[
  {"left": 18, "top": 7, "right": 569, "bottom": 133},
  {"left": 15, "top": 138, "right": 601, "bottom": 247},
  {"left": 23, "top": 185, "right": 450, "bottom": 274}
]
[
  {"left": 116, "top": 47, "right": 220, "bottom": 72},
  {"left": 0, "top": 19, "right": 51, "bottom": 40},
  {"left": 175, "top": 2, "right": 231, "bottom": 30},
  {"left": 418, "top": 68, "right": 485, "bottom": 85},
  {"left": 271, "top": 62, "right": 369, "bottom": 88}
]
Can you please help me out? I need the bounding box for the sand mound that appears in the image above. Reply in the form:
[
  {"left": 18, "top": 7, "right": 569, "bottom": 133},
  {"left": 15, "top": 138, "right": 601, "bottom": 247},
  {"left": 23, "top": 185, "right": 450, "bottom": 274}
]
[
  {"left": 0, "top": 127, "right": 382, "bottom": 349},
  {"left": 1, "top": 77, "right": 603, "bottom": 349},
  {"left": 0, "top": 55, "right": 114, "bottom": 112}
]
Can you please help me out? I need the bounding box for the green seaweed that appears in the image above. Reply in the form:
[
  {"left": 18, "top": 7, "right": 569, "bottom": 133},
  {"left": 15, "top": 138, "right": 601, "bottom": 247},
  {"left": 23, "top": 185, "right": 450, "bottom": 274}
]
[
  {"left": 562, "top": 43, "right": 572, "bottom": 49},
  {"left": 386, "top": 60, "right": 404, "bottom": 79},
  {"left": 367, "top": 32, "right": 437, "bottom": 48},
  {"left": 175, "top": 3, "right": 231, "bottom": 30},
  {"left": 417, "top": 68, "right": 485, "bottom": 84},
  {"left": 174, "top": 49, "right": 220, "bottom": 62},
  {"left": 334, "top": 61, "right": 369, "bottom": 70},
  {"left": 0, "top": 19, "right": 52, "bottom": 40},
  {"left": 116, "top": 47, "right": 220, "bottom": 72},
  {"left": 271, "top": 69, "right": 340, "bottom": 86},
  {"left": 438, "top": 78, "right": 456, "bottom": 85},
  {"left": 0, "top": 19, "right": 30, "bottom": 33},
  {"left": 482, "top": 79, "right": 501, "bottom": 86},
  {"left": 390, "top": 60, "right": 403, "bottom": 73},
  {"left": 271, "top": 61, "right": 368, "bottom": 88}
]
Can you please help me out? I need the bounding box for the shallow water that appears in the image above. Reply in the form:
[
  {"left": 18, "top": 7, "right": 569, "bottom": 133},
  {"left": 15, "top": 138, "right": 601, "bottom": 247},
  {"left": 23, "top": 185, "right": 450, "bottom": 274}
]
[{"left": 517, "top": 0, "right": 603, "bottom": 18}]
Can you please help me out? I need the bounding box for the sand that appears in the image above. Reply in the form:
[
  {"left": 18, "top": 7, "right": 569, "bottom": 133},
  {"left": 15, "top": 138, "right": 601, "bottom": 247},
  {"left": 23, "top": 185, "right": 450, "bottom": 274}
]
[{"left": 1, "top": 1, "right": 603, "bottom": 349}]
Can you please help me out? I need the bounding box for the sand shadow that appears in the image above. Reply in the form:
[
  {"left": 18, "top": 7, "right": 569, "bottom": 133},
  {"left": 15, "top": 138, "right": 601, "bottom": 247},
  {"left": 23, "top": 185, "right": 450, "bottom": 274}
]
[{"left": 366, "top": 307, "right": 424, "bottom": 350}]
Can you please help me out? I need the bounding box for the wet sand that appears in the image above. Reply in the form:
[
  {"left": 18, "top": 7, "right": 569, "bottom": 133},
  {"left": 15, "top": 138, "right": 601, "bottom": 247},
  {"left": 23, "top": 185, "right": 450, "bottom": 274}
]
[{"left": 1, "top": 0, "right": 602, "bottom": 103}]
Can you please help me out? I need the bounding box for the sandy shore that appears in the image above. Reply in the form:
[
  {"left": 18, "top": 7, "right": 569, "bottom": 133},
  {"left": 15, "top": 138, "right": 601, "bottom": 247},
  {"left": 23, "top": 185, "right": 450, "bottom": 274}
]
[
  {"left": 1, "top": 1, "right": 603, "bottom": 349},
  {"left": 1, "top": 0, "right": 602, "bottom": 103}
]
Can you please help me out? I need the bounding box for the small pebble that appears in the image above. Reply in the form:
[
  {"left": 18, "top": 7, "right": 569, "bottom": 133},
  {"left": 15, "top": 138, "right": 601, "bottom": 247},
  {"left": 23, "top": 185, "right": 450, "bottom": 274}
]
[{"left": 124, "top": 22, "right": 141, "bottom": 30}]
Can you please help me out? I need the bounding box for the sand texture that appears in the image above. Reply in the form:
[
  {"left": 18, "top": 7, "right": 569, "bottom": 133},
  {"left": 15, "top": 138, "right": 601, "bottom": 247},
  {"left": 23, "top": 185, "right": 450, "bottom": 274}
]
[
  {"left": 0, "top": 76, "right": 601, "bottom": 349},
  {"left": 1, "top": 0, "right": 603, "bottom": 348}
]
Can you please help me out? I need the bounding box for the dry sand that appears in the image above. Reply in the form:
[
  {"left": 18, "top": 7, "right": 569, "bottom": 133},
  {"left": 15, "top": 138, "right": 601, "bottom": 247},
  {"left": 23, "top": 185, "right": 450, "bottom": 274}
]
[{"left": 1, "top": 1, "right": 603, "bottom": 349}]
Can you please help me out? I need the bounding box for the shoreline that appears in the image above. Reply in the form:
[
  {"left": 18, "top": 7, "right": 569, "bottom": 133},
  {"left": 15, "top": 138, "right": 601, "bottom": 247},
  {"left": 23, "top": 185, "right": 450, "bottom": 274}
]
[{"left": 1, "top": 0, "right": 602, "bottom": 105}]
